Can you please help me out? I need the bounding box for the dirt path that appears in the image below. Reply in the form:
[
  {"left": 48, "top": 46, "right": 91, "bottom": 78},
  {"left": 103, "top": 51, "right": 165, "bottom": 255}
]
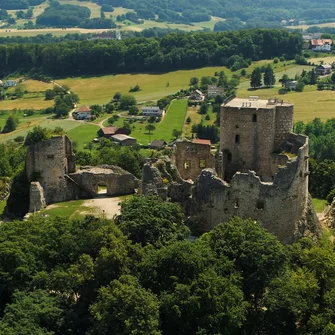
[{"left": 80, "top": 196, "right": 123, "bottom": 219}]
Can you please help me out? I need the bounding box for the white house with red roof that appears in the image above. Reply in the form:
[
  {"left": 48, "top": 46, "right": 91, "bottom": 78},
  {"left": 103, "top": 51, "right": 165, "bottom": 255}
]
[
  {"left": 311, "top": 39, "right": 332, "bottom": 52},
  {"left": 75, "top": 105, "right": 91, "bottom": 120}
]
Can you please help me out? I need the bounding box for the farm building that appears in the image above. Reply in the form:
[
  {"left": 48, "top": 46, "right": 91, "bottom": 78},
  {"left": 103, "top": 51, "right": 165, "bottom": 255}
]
[
  {"left": 207, "top": 85, "right": 224, "bottom": 97},
  {"left": 141, "top": 106, "right": 165, "bottom": 117},
  {"left": 74, "top": 105, "right": 92, "bottom": 120},
  {"left": 149, "top": 140, "right": 167, "bottom": 149},
  {"left": 98, "top": 126, "right": 127, "bottom": 139},
  {"left": 316, "top": 64, "right": 332, "bottom": 75},
  {"left": 310, "top": 39, "right": 332, "bottom": 52},
  {"left": 111, "top": 134, "right": 137, "bottom": 146}
]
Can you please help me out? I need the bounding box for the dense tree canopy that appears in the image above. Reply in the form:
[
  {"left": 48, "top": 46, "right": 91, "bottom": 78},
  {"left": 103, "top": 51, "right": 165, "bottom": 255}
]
[
  {"left": 0, "top": 29, "right": 302, "bottom": 77},
  {"left": 0, "top": 203, "right": 334, "bottom": 334}
]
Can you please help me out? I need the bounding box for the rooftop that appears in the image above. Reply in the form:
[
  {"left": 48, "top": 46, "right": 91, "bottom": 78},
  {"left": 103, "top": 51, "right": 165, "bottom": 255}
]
[
  {"left": 141, "top": 106, "right": 160, "bottom": 111},
  {"left": 101, "top": 126, "right": 118, "bottom": 135},
  {"left": 112, "top": 134, "right": 135, "bottom": 141},
  {"left": 192, "top": 139, "right": 211, "bottom": 146},
  {"left": 77, "top": 105, "right": 91, "bottom": 113},
  {"left": 223, "top": 97, "right": 293, "bottom": 109},
  {"left": 311, "top": 39, "right": 332, "bottom": 46}
]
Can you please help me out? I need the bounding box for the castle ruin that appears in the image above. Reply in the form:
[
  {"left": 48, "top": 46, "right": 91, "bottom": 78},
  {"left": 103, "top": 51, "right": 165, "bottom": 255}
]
[
  {"left": 141, "top": 96, "right": 321, "bottom": 244},
  {"left": 26, "top": 135, "right": 138, "bottom": 212}
]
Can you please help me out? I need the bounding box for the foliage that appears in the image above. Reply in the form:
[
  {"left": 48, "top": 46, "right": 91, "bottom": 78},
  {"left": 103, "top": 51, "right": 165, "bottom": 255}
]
[
  {"left": 89, "top": 275, "right": 161, "bottom": 335},
  {"left": 119, "top": 94, "right": 137, "bottom": 110},
  {"left": 116, "top": 194, "right": 189, "bottom": 246},
  {"left": 263, "top": 64, "right": 276, "bottom": 87},
  {"left": 36, "top": 3, "right": 91, "bottom": 27},
  {"left": 0, "top": 30, "right": 303, "bottom": 77},
  {"left": 250, "top": 67, "right": 262, "bottom": 88},
  {"left": 192, "top": 122, "right": 219, "bottom": 143},
  {"left": 2, "top": 115, "right": 19, "bottom": 133},
  {"left": 294, "top": 118, "right": 335, "bottom": 200},
  {"left": 145, "top": 124, "right": 156, "bottom": 135},
  {"left": 0, "top": 204, "right": 334, "bottom": 334}
]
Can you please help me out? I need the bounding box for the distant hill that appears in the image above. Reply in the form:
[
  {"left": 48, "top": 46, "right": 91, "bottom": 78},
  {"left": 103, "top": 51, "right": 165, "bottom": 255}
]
[
  {"left": 94, "top": 0, "right": 335, "bottom": 28},
  {"left": 0, "top": 0, "right": 45, "bottom": 10}
]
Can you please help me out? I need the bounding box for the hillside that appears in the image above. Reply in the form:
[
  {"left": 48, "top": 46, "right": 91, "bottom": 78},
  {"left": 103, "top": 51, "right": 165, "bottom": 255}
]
[{"left": 1, "top": 0, "right": 335, "bottom": 33}]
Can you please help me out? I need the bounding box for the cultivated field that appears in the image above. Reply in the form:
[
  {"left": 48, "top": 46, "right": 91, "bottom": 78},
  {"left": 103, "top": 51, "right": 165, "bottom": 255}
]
[{"left": 57, "top": 66, "right": 229, "bottom": 106}]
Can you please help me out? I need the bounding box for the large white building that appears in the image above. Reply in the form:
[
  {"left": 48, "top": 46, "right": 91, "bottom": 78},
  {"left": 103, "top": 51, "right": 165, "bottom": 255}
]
[{"left": 141, "top": 106, "right": 165, "bottom": 117}]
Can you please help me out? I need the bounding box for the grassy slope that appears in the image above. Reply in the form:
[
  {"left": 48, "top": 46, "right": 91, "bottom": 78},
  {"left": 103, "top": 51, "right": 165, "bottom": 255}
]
[
  {"left": 57, "top": 66, "right": 229, "bottom": 105},
  {"left": 112, "top": 99, "right": 188, "bottom": 144},
  {"left": 67, "top": 123, "right": 100, "bottom": 150}
]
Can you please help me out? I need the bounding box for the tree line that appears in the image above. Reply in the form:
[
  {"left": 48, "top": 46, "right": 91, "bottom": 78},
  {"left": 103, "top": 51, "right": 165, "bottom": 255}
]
[
  {"left": 0, "top": 194, "right": 335, "bottom": 334},
  {"left": 0, "top": 29, "right": 303, "bottom": 77},
  {"left": 295, "top": 118, "right": 335, "bottom": 203}
]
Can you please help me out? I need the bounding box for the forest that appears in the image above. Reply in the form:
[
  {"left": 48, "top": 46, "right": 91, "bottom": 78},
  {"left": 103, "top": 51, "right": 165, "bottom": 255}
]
[
  {"left": 0, "top": 195, "right": 335, "bottom": 334},
  {"left": 0, "top": 29, "right": 303, "bottom": 77}
]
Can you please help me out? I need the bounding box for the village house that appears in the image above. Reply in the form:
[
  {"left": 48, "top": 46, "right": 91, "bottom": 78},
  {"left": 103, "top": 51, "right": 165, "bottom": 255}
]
[
  {"left": 74, "top": 105, "right": 91, "bottom": 120},
  {"left": 189, "top": 89, "right": 205, "bottom": 103},
  {"left": 149, "top": 140, "right": 167, "bottom": 150},
  {"left": 141, "top": 106, "right": 165, "bottom": 117},
  {"left": 4, "top": 80, "right": 17, "bottom": 87},
  {"left": 111, "top": 134, "right": 137, "bottom": 146},
  {"left": 98, "top": 126, "right": 127, "bottom": 139},
  {"left": 207, "top": 85, "right": 224, "bottom": 97},
  {"left": 310, "top": 39, "right": 333, "bottom": 52},
  {"left": 316, "top": 64, "right": 332, "bottom": 75},
  {"left": 285, "top": 80, "right": 298, "bottom": 90}
]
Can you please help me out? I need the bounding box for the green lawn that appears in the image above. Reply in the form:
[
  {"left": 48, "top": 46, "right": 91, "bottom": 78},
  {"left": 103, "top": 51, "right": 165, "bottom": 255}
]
[
  {"left": 312, "top": 198, "right": 328, "bottom": 213},
  {"left": 39, "top": 199, "right": 89, "bottom": 219},
  {"left": 111, "top": 99, "right": 187, "bottom": 144},
  {"left": 57, "top": 66, "right": 231, "bottom": 106},
  {"left": 67, "top": 123, "right": 100, "bottom": 150}
]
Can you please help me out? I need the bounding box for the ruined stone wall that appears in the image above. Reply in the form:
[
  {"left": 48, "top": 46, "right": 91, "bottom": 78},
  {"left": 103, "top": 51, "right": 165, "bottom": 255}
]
[
  {"left": 172, "top": 141, "right": 215, "bottom": 180},
  {"left": 69, "top": 166, "right": 137, "bottom": 197},
  {"left": 220, "top": 103, "right": 294, "bottom": 181},
  {"left": 192, "top": 134, "right": 315, "bottom": 244},
  {"left": 26, "top": 135, "right": 77, "bottom": 205}
]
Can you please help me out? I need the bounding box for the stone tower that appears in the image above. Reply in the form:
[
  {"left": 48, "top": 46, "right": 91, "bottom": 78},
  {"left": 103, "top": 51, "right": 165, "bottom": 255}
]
[{"left": 220, "top": 96, "right": 294, "bottom": 181}]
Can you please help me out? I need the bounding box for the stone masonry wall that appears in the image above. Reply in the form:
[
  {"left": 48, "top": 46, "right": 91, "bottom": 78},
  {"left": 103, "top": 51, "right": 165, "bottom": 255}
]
[
  {"left": 172, "top": 141, "right": 215, "bottom": 180},
  {"left": 69, "top": 166, "right": 137, "bottom": 197},
  {"left": 26, "top": 135, "right": 77, "bottom": 205},
  {"left": 220, "top": 102, "right": 294, "bottom": 181},
  {"left": 192, "top": 134, "right": 315, "bottom": 244}
]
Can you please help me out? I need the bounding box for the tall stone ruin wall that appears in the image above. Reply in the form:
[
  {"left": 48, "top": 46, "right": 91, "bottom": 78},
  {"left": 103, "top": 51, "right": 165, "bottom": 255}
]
[
  {"left": 26, "top": 135, "right": 138, "bottom": 213},
  {"left": 191, "top": 134, "right": 317, "bottom": 244},
  {"left": 141, "top": 136, "right": 321, "bottom": 244},
  {"left": 26, "top": 135, "right": 77, "bottom": 205}
]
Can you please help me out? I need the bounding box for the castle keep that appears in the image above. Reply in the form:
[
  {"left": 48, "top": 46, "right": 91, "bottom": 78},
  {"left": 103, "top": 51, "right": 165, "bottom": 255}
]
[
  {"left": 141, "top": 96, "right": 321, "bottom": 244},
  {"left": 26, "top": 135, "right": 137, "bottom": 212}
]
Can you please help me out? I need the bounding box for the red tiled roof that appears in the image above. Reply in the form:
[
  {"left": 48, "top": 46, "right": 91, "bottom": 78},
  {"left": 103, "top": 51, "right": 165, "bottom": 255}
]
[
  {"left": 101, "top": 126, "right": 118, "bottom": 135},
  {"left": 77, "top": 105, "right": 91, "bottom": 112},
  {"left": 311, "top": 39, "right": 332, "bottom": 46},
  {"left": 192, "top": 139, "right": 211, "bottom": 145}
]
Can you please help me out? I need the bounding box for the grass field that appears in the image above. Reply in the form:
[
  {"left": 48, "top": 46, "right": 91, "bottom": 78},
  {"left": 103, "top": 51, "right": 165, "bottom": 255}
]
[
  {"left": 111, "top": 99, "right": 188, "bottom": 144},
  {"left": 39, "top": 199, "right": 88, "bottom": 219},
  {"left": 59, "top": 0, "right": 102, "bottom": 18},
  {"left": 67, "top": 123, "right": 100, "bottom": 150},
  {"left": 309, "top": 56, "right": 335, "bottom": 64},
  {"left": 293, "top": 22, "right": 335, "bottom": 30},
  {"left": 57, "top": 66, "right": 230, "bottom": 105},
  {"left": 183, "top": 104, "right": 216, "bottom": 137}
]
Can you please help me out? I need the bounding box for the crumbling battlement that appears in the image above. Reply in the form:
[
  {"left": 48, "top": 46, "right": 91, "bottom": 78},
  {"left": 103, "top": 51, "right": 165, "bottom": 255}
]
[
  {"left": 141, "top": 132, "right": 321, "bottom": 244},
  {"left": 172, "top": 140, "right": 215, "bottom": 180},
  {"left": 26, "top": 135, "right": 137, "bottom": 212},
  {"left": 191, "top": 134, "right": 312, "bottom": 244}
]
